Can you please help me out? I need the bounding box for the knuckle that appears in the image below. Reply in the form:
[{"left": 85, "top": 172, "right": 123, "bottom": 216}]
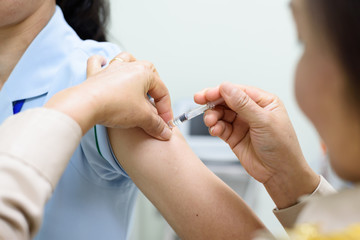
[
  {"left": 161, "top": 84, "right": 170, "bottom": 95},
  {"left": 147, "top": 115, "right": 163, "bottom": 134},
  {"left": 138, "top": 62, "right": 148, "bottom": 71},
  {"left": 120, "top": 51, "right": 130, "bottom": 57},
  {"left": 273, "top": 95, "right": 281, "bottom": 104},
  {"left": 133, "top": 64, "right": 147, "bottom": 76},
  {"left": 141, "top": 60, "right": 156, "bottom": 72},
  {"left": 136, "top": 62, "right": 156, "bottom": 82},
  {"left": 234, "top": 92, "right": 251, "bottom": 111},
  {"left": 118, "top": 52, "right": 133, "bottom": 62}
]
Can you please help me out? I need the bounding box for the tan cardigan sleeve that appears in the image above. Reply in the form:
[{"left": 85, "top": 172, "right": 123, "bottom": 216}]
[
  {"left": 273, "top": 175, "right": 336, "bottom": 229},
  {"left": 0, "top": 108, "right": 82, "bottom": 240}
]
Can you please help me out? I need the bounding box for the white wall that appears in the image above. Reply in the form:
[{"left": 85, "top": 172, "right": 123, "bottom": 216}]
[{"left": 108, "top": 0, "right": 322, "bottom": 237}]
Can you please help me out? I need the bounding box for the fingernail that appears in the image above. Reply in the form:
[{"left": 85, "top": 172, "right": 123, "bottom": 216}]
[
  {"left": 210, "top": 126, "right": 214, "bottom": 135},
  {"left": 204, "top": 115, "right": 209, "bottom": 124},
  {"left": 160, "top": 127, "right": 172, "bottom": 140}
]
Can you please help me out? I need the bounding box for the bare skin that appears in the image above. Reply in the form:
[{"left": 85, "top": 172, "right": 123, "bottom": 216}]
[
  {"left": 45, "top": 53, "right": 173, "bottom": 140},
  {"left": 109, "top": 127, "right": 266, "bottom": 240},
  {"left": 195, "top": 82, "right": 319, "bottom": 209},
  {"left": 194, "top": 0, "right": 360, "bottom": 210},
  {"left": 0, "top": 1, "right": 173, "bottom": 139},
  {"left": 7, "top": 0, "right": 360, "bottom": 238},
  {"left": 107, "top": 0, "right": 360, "bottom": 238},
  {"left": 0, "top": 0, "right": 55, "bottom": 88}
]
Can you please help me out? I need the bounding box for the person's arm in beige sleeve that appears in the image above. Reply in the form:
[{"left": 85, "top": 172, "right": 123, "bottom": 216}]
[
  {"left": 273, "top": 175, "right": 336, "bottom": 229},
  {"left": 0, "top": 53, "right": 174, "bottom": 240},
  {"left": 0, "top": 108, "right": 82, "bottom": 240}
]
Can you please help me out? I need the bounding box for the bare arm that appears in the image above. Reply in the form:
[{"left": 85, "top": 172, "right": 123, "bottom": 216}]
[{"left": 109, "top": 127, "right": 266, "bottom": 240}]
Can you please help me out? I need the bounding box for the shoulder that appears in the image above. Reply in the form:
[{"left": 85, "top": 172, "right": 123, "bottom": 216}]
[
  {"left": 69, "top": 40, "right": 122, "bottom": 72},
  {"left": 297, "top": 185, "right": 360, "bottom": 233},
  {"left": 75, "top": 40, "right": 122, "bottom": 60},
  {"left": 50, "top": 40, "right": 122, "bottom": 90}
]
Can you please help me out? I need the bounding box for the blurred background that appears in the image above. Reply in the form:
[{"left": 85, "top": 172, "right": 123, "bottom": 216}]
[{"left": 107, "top": 0, "right": 325, "bottom": 239}]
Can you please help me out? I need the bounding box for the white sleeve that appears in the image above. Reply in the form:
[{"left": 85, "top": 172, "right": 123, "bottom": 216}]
[{"left": 0, "top": 108, "right": 82, "bottom": 240}]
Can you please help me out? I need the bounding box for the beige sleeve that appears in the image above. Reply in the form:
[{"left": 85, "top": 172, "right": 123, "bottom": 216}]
[
  {"left": 273, "top": 175, "right": 336, "bottom": 229},
  {"left": 0, "top": 108, "right": 82, "bottom": 240}
]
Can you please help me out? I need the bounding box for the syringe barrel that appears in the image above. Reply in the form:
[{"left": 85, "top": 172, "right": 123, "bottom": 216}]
[
  {"left": 186, "top": 105, "right": 209, "bottom": 120},
  {"left": 168, "top": 98, "right": 224, "bottom": 128},
  {"left": 206, "top": 98, "right": 224, "bottom": 108}
]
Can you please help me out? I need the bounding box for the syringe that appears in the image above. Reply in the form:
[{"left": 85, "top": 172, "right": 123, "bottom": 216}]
[{"left": 168, "top": 98, "right": 224, "bottom": 128}]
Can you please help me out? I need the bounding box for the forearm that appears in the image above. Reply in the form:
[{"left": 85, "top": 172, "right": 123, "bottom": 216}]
[
  {"left": 0, "top": 158, "right": 52, "bottom": 240},
  {"left": 0, "top": 109, "right": 82, "bottom": 239},
  {"left": 109, "top": 127, "right": 266, "bottom": 239}
]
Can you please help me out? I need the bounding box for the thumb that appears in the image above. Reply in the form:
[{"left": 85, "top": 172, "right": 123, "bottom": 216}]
[
  {"left": 87, "top": 55, "right": 107, "bottom": 77},
  {"left": 139, "top": 105, "right": 173, "bottom": 141},
  {"left": 219, "top": 82, "right": 264, "bottom": 124}
]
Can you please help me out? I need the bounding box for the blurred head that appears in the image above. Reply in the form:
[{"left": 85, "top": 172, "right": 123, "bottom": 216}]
[{"left": 292, "top": 0, "right": 360, "bottom": 181}]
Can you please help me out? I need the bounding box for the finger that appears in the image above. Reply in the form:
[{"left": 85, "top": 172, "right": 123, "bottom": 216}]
[
  {"left": 222, "top": 108, "right": 237, "bottom": 123},
  {"left": 202, "top": 86, "right": 222, "bottom": 102},
  {"left": 236, "top": 85, "right": 279, "bottom": 109},
  {"left": 194, "top": 86, "right": 221, "bottom": 105},
  {"left": 141, "top": 61, "right": 173, "bottom": 123},
  {"left": 140, "top": 103, "right": 173, "bottom": 141},
  {"left": 204, "top": 110, "right": 220, "bottom": 127},
  {"left": 194, "top": 87, "right": 212, "bottom": 104},
  {"left": 87, "top": 55, "right": 106, "bottom": 77},
  {"left": 219, "top": 82, "right": 265, "bottom": 125},
  {"left": 226, "top": 118, "right": 250, "bottom": 149},
  {"left": 114, "top": 52, "right": 137, "bottom": 62},
  {"left": 198, "top": 83, "right": 278, "bottom": 109},
  {"left": 204, "top": 107, "right": 236, "bottom": 127},
  {"left": 209, "top": 121, "right": 233, "bottom": 142}
]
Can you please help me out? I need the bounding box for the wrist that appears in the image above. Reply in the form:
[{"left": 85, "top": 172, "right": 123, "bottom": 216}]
[
  {"left": 264, "top": 164, "right": 320, "bottom": 209},
  {"left": 44, "top": 85, "right": 98, "bottom": 134}
]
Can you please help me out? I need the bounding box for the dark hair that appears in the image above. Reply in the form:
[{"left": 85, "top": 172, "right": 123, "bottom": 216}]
[
  {"left": 56, "top": 0, "right": 109, "bottom": 41},
  {"left": 306, "top": 0, "right": 360, "bottom": 103}
]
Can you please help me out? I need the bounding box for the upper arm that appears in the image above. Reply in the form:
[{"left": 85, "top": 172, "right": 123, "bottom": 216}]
[{"left": 108, "top": 127, "right": 265, "bottom": 239}]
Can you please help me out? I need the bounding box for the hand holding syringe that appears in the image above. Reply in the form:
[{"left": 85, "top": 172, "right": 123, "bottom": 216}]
[{"left": 168, "top": 98, "right": 224, "bottom": 128}]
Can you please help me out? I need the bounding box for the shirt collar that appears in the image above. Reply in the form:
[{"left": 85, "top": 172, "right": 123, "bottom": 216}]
[{"left": 3, "top": 6, "right": 82, "bottom": 102}]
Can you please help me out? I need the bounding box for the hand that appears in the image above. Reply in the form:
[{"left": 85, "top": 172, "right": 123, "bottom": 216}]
[
  {"left": 45, "top": 52, "right": 173, "bottom": 141},
  {"left": 194, "top": 82, "right": 319, "bottom": 208}
]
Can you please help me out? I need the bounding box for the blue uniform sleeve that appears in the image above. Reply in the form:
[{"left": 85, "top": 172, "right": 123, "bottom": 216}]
[
  {"left": 79, "top": 41, "right": 131, "bottom": 179},
  {"left": 81, "top": 125, "right": 130, "bottom": 179},
  {"left": 46, "top": 41, "right": 130, "bottom": 180}
]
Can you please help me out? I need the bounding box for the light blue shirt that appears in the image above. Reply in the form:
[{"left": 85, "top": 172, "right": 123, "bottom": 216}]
[{"left": 0, "top": 7, "right": 138, "bottom": 240}]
